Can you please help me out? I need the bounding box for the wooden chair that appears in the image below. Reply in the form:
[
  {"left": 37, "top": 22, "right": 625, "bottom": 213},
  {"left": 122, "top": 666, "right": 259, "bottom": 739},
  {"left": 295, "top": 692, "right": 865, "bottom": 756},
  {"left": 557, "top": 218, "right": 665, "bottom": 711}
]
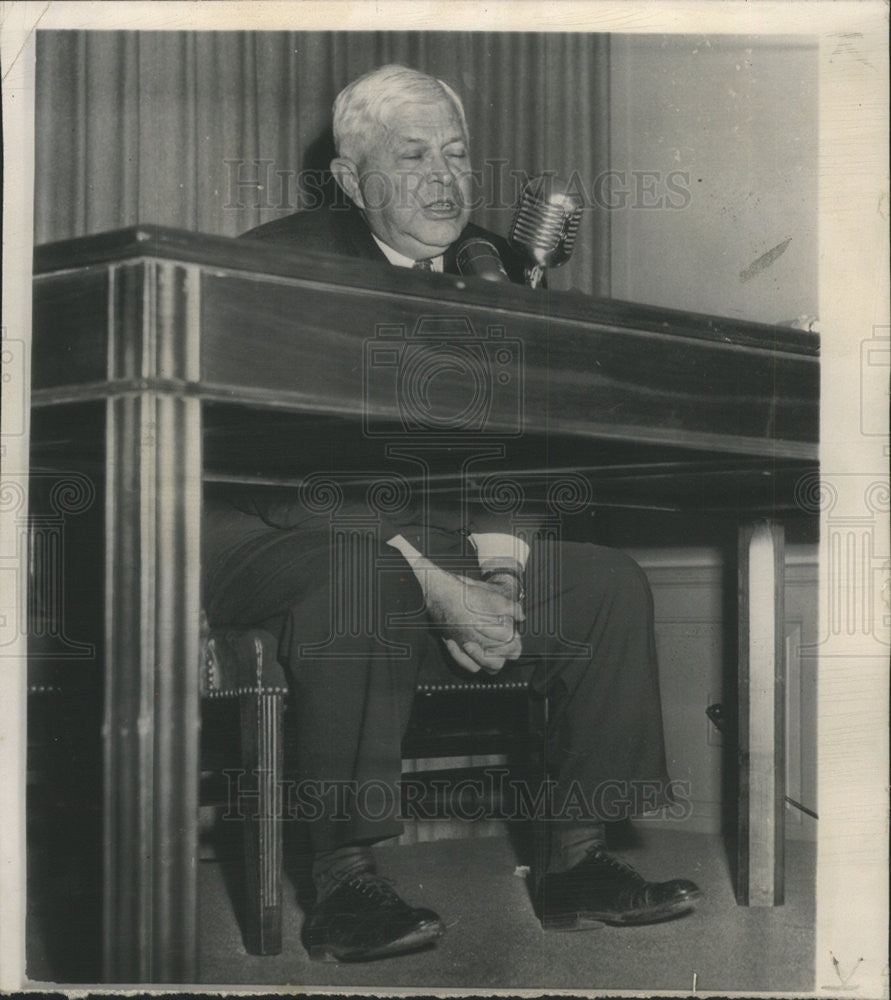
[{"left": 201, "top": 622, "right": 537, "bottom": 956}]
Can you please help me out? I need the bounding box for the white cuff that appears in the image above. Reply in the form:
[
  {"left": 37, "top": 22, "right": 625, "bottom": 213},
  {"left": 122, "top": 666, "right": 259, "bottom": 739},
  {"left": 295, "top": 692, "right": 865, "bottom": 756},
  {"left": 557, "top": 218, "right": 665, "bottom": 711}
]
[
  {"left": 468, "top": 532, "right": 530, "bottom": 569},
  {"left": 386, "top": 533, "right": 424, "bottom": 565}
]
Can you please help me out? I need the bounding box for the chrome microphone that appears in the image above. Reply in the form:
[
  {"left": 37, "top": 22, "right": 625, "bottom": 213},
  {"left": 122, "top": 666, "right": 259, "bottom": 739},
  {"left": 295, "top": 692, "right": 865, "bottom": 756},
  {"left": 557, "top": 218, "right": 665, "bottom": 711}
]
[
  {"left": 508, "top": 174, "right": 584, "bottom": 288},
  {"left": 455, "top": 237, "right": 511, "bottom": 283}
]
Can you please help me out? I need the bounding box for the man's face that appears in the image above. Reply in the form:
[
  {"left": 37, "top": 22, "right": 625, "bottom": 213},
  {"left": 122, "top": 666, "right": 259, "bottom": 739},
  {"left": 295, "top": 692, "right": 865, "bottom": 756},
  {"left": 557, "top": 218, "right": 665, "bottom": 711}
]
[{"left": 351, "top": 97, "right": 473, "bottom": 260}]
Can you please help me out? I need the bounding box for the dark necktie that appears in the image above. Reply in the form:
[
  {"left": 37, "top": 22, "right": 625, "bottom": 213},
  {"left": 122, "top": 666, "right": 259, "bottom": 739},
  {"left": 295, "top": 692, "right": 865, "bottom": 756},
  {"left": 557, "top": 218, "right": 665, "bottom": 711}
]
[{"left": 412, "top": 259, "right": 433, "bottom": 271}]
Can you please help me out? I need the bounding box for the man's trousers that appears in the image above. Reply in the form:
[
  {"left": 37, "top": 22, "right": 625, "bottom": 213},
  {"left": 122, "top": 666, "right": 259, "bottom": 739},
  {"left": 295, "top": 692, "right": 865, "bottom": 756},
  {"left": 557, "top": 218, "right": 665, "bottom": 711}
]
[{"left": 204, "top": 508, "right": 673, "bottom": 854}]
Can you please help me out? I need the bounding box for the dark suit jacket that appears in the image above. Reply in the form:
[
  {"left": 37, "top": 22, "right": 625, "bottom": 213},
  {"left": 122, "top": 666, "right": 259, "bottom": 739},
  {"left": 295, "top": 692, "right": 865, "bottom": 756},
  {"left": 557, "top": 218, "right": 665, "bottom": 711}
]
[
  {"left": 213, "top": 202, "right": 536, "bottom": 544},
  {"left": 242, "top": 200, "right": 528, "bottom": 283}
]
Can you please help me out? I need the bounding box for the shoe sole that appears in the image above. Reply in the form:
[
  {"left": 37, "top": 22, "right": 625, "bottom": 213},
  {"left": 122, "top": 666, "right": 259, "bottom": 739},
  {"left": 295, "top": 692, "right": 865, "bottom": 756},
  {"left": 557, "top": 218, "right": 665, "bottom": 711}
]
[
  {"left": 306, "top": 919, "right": 444, "bottom": 962},
  {"left": 541, "top": 890, "right": 701, "bottom": 931}
]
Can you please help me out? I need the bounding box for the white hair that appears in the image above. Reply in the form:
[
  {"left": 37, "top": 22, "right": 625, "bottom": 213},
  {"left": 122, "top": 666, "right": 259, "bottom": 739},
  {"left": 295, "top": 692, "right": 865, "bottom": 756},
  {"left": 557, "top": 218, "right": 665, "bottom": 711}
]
[{"left": 332, "top": 64, "right": 469, "bottom": 164}]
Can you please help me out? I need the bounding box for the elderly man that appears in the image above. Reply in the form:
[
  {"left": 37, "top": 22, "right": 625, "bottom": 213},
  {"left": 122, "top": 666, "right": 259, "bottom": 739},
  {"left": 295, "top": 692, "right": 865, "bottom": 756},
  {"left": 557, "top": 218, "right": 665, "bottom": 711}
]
[{"left": 205, "top": 64, "right": 700, "bottom": 963}]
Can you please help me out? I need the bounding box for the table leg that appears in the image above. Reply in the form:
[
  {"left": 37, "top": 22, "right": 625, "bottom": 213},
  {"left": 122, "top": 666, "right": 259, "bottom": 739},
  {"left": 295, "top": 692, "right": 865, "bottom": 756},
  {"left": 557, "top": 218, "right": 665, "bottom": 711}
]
[
  {"left": 102, "top": 261, "right": 202, "bottom": 981},
  {"left": 736, "top": 520, "right": 786, "bottom": 906}
]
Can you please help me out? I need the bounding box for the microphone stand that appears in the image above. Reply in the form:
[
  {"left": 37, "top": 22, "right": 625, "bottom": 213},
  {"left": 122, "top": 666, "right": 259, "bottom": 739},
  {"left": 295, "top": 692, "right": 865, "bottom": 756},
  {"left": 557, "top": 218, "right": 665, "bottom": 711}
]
[{"left": 524, "top": 264, "right": 546, "bottom": 289}]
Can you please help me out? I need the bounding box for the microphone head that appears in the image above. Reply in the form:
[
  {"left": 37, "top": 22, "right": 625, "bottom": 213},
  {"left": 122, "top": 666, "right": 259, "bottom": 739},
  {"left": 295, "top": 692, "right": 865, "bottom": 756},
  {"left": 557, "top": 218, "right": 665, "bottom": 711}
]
[
  {"left": 455, "top": 237, "right": 511, "bottom": 283},
  {"left": 508, "top": 174, "right": 584, "bottom": 268}
]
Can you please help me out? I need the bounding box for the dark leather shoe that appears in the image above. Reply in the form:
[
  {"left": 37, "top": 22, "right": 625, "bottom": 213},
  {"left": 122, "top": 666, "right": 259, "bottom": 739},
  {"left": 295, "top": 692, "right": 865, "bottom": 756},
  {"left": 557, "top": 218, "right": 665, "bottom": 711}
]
[
  {"left": 537, "top": 848, "right": 701, "bottom": 929},
  {"left": 301, "top": 871, "right": 444, "bottom": 962}
]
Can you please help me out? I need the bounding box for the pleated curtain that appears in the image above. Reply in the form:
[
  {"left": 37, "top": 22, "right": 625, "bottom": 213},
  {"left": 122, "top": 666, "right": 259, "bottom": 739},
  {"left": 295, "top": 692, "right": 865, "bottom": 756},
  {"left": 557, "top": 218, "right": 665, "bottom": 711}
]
[{"left": 35, "top": 31, "right": 610, "bottom": 294}]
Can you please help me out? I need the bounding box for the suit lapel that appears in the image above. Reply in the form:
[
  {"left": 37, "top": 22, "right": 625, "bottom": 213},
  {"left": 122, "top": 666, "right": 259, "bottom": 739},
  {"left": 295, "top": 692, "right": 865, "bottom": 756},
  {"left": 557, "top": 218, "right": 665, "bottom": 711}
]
[{"left": 336, "top": 204, "right": 390, "bottom": 263}]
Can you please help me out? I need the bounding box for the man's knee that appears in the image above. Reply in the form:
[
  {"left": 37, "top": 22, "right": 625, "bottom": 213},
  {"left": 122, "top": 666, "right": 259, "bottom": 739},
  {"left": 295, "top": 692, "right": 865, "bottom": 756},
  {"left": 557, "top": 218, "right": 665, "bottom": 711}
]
[
  {"left": 580, "top": 544, "right": 652, "bottom": 606},
  {"left": 600, "top": 545, "right": 648, "bottom": 582}
]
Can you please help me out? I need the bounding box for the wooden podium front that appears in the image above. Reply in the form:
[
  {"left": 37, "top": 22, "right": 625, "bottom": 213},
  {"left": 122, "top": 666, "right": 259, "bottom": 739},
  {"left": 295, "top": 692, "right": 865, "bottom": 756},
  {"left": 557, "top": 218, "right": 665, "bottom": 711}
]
[{"left": 31, "top": 226, "right": 818, "bottom": 982}]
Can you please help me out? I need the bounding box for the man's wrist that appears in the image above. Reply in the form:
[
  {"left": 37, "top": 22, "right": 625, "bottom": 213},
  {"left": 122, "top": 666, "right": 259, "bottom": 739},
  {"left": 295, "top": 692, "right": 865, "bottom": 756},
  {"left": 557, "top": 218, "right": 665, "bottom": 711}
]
[
  {"left": 477, "top": 555, "right": 524, "bottom": 577},
  {"left": 481, "top": 566, "right": 525, "bottom": 603},
  {"left": 469, "top": 533, "right": 530, "bottom": 570}
]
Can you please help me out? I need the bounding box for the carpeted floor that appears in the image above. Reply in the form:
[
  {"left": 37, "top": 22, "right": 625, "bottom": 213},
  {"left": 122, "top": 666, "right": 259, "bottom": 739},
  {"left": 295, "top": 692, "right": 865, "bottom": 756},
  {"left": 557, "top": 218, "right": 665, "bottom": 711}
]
[{"left": 194, "top": 827, "right": 815, "bottom": 992}]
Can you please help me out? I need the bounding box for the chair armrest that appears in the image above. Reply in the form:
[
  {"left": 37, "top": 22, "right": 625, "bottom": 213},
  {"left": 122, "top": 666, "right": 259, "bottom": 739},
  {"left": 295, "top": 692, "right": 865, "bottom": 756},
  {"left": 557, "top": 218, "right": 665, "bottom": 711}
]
[{"left": 202, "top": 627, "right": 289, "bottom": 698}]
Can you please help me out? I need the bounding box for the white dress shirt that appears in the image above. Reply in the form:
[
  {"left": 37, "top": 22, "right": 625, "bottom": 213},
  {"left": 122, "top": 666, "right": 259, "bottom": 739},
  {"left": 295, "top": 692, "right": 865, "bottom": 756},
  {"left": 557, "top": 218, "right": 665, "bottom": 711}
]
[{"left": 371, "top": 235, "right": 444, "bottom": 272}]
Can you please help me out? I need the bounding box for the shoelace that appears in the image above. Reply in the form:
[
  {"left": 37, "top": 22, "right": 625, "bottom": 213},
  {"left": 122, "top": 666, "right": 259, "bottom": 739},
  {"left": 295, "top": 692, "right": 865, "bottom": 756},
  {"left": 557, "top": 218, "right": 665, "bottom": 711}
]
[
  {"left": 588, "top": 849, "right": 645, "bottom": 883},
  {"left": 341, "top": 871, "right": 404, "bottom": 906}
]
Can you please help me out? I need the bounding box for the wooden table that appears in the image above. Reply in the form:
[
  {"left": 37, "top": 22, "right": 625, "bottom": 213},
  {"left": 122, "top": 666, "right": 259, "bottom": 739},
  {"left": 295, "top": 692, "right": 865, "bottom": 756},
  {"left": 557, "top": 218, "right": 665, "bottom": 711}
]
[{"left": 31, "top": 226, "right": 819, "bottom": 982}]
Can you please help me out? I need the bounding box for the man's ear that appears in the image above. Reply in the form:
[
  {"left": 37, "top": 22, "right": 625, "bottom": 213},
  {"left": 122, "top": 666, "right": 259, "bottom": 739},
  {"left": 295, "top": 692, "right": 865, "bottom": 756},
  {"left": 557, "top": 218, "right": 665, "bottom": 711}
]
[{"left": 330, "top": 157, "right": 364, "bottom": 208}]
